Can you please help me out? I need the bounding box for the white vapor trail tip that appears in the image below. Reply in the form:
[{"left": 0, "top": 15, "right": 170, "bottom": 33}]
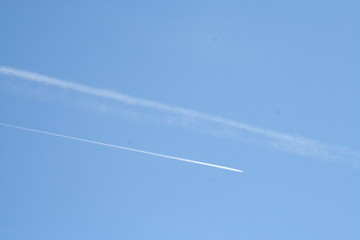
[{"left": 0, "top": 122, "right": 244, "bottom": 173}]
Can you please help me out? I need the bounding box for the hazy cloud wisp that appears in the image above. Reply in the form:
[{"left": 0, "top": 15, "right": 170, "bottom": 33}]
[{"left": 1, "top": 66, "right": 359, "bottom": 163}]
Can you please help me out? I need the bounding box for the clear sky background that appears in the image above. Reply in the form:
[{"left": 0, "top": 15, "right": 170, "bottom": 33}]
[{"left": 1, "top": 1, "right": 360, "bottom": 239}]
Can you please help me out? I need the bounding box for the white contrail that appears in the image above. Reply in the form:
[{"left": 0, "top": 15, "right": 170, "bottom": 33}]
[
  {"left": 0, "top": 122, "right": 243, "bottom": 173},
  {"left": 0, "top": 67, "right": 315, "bottom": 143},
  {"left": 0, "top": 66, "right": 358, "bottom": 162}
]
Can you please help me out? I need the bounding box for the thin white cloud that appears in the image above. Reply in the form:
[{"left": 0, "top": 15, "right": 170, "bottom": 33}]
[
  {"left": 0, "top": 66, "right": 359, "bottom": 163},
  {"left": 0, "top": 122, "right": 243, "bottom": 173}
]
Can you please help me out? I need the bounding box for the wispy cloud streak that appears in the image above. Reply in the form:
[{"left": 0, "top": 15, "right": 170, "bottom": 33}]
[
  {"left": 0, "top": 66, "right": 358, "bottom": 162},
  {"left": 0, "top": 122, "right": 243, "bottom": 173}
]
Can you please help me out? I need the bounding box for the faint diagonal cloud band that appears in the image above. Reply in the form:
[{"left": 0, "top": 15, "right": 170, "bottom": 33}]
[{"left": 0, "top": 66, "right": 359, "bottom": 164}]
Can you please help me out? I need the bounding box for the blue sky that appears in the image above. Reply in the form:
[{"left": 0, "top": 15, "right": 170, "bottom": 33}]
[{"left": 1, "top": 1, "right": 360, "bottom": 239}]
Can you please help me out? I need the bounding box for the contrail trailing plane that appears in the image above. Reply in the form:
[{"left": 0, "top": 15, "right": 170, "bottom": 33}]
[{"left": 0, "top": 122, "right": 244, "bottom": 173}]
